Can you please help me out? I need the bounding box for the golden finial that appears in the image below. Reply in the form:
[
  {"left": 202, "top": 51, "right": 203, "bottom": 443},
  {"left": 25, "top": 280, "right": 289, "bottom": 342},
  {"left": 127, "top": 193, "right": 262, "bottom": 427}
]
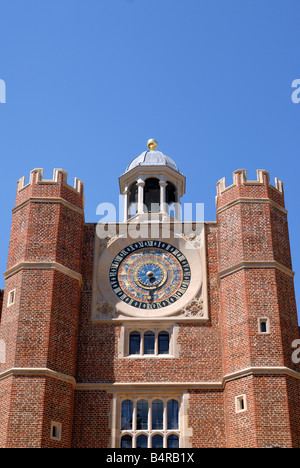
[{"left": 147, "top": 139, "right": 158, "bottom": 151}]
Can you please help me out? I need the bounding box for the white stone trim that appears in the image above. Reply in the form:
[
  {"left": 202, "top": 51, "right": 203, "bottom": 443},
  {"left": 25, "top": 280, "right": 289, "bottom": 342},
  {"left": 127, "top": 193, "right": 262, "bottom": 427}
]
[
  {"left": 7, "top": 288, "right": 16, "bottom": 307},
  {"left": 113, "top": 393, "right": 183, "bottom": 449},
  {"left": 223, "top": 366, "right": 300, "bottom": 383},
  {"left": 235, "top": 394, "right": 247, "bottom": 413},
  {"left": 4, "top": 261, "right": 82, "bottom": 285},
  {"left": 74, "top": 366, "right": 300, "bottom": 391},
  {"left": 217, "top": 196, "right": 287, "bottom": 215},
  {"left": 219, "top": 260, "right": 295, "bottom": 279},
  {"left": 0, "top": 367, "right": 76, "bottom": 387},
  {"left": 258, "top": 317, "right": 271, "bottom": 335},
  {"left": 50, "top": 421, "right": 62, "bottom": 441},
  {"left": 119, "top": 165, "right": 186, "bottom": 200},
  {"left": 75, "top": 381, "right": 222, "bottom": 391},
  {"left": 12, "top": 197, "right": 85, "bottom": 216},
  {"left": 0, "top": 365, "right": 299, "bottom": 392},
  {"left": 119, "top": 324, "right": 179, "bottom": 359}
]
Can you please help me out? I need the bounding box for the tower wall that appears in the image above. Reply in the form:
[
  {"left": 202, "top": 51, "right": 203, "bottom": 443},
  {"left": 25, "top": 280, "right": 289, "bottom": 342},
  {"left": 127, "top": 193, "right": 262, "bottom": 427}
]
[
  {"left": 0, "top": 169, "right": 84, "bottom": 448},
  {"left": 217, "top": 169, "right": 300, "bottom": 447},
  {"left": 0, "top": 163, "right": 299, "bottom": 448}
]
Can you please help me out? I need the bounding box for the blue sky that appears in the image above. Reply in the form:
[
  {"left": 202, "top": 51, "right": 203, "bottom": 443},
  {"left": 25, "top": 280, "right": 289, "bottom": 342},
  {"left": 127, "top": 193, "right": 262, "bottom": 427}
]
[{"left": 0, "top": 0, "right": 299, "bottom": 317}]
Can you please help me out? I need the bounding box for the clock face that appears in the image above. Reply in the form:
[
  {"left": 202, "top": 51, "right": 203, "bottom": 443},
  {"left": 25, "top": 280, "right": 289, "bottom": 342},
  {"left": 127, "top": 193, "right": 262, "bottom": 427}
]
[{"left": 109, "top": 241, "right": 191, "bottom": 310}]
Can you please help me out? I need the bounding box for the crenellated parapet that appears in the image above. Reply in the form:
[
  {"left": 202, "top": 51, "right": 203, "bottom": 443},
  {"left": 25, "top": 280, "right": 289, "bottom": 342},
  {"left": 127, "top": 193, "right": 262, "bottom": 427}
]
[
  {"left": 7, "top": 168, "right": 85, "bottom": 272},
  {"left": 216, "top": 167, "right": 292, "bottom": 277},
  {"left": 216, "top": 169, "right": 285, "bottom": 211},
  {"left": 15, "top": 168, "right": 85, "bottom": 211}
]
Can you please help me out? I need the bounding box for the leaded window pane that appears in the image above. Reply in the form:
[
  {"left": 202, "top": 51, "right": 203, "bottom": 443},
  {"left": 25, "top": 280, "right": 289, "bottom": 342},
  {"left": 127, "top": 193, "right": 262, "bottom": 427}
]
[
  {"left": 121, "top": 435, "right": 132, "bottom": 448},
  {"left": 167, "top": 399, "right": 179, "bottom": 430},
  {"left": 158, "top": 331, "right": 169, "bottom": 354},
  {"left": 152, "top": 434, "right": 163, "bottom": 448},
  {"left": 167, "top": 434, "right": 179, "bottom": 448},
  {"left": 144, "top": 331, "right": 155, "bottom": 354},
  {"left": 136, "top": 399, "right": 148, "bottom": 430},
  {"left": 152, "top": 399, "right": 163, "bottom": 430},
  {"left": 121, "top": 400, "right": 133, "bottom": 430},
  {"left": 136, "top": 434, "right": 148, "bottom": 448},
  {"left": 129, "top": 332, "right": 141, "bottom": 355}
]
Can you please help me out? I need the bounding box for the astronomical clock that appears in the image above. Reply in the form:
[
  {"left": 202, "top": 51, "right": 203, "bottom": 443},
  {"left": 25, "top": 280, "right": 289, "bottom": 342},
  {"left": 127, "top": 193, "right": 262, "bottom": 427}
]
[
  {"left": 110, "top": 241, "right": 191, "bottom": 310},
  {"left": 91, "top": 140, "right": 208, "bottom": 322}
]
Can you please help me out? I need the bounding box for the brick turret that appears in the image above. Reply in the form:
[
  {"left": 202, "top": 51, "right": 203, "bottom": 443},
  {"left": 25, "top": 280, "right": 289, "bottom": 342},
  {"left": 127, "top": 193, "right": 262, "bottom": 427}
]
[
  {"left": 216, "top": 169, "right": 300, "bottom": 448},
  {"left": 0, "top": 169, "right": 84, "bottom": 448}
]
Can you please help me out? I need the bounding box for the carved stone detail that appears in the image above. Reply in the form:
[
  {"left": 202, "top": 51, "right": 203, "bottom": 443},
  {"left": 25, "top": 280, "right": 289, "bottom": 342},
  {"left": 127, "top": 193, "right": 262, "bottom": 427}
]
[
  {"left": 181, "top": 232, "right": 202, "bottom": 250},
  {"left": 96, "top": 299, "right": 117, "bottom": 319},
  {"left": 179, "top": 297, "right": 204, "bottom": 318}
]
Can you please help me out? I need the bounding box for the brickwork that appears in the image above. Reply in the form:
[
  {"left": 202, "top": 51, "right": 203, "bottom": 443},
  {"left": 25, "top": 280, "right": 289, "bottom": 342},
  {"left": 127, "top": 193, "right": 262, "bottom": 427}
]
[
  {"left": 217, "top": 170, "right": 300, "bottom": 448},
  {"left": 224, "top": 375, "right": 260, "bottom": 448},
  {"left": 0, "top": 170, "right": 84, "bottom": 448},
  {"left": 187, "top": 390, "right": 226, "bottom": 448},
  {"left": 72, "top": 391, "right": 113, "bottom": 448},
  {"left": 0, "top": 375, "right": 74, "bottom": 448},
  {"left": 0, "top": 167, "right": 299, "bottom": 448}
]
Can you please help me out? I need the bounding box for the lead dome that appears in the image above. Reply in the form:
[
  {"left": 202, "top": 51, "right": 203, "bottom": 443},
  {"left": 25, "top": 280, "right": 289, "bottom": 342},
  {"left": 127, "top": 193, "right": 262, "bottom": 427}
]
[{"left": 125, "top": 149, "right": 180, "bottom": 174}]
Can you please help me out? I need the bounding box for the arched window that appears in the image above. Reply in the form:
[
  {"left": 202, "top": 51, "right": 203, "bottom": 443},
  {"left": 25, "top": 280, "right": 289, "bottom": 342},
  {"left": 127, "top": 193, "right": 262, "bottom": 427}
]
[
  {"left": 129, "top": 331, "right": 141, "bottom": 355},
  {"left": 152, "top": 434, "right": 163, "bottom": 448},
  {"left": 166, "top": 181, "right": 176, "bottom": 204},
  {"left": 121, "top": 434, "right": 132, "bottom": 448},
  {"left": 136, "top": 434, "right": 148, "bottom": 448},
  {"left": 128, "top": 181, "right": 138, "bottom": 218},
  {"left": 167, "top": 399, "right": 179, "bottom": 430},
  {"left": 144, "top": 178, "right": 160, "bottom": 213},
  {"left": 167, "top": 434, "right": 179, "bottom": 449},
  {"left": 152, "top": 399, "right": 163, "bottom": 430},
  {"left": 121, "top": 400, "right": 133, "bottom": 431},
  {"left": 126, "top": 327, "right": 173, "bottom": 357},
  {"left": 158, "top": 331, "right": 170, "bottom": 355},
  {"left": 120, "top": 397, "right": 180, "bottom": 448},
  {"left": 136, "top": 400, "right": 148, "bottom": 430},
  {"left": 144, "top": 331, "right": 155, "bottom": 354},
  {"left": 129, "top": 181, "right": 138, "bottom": 204}
]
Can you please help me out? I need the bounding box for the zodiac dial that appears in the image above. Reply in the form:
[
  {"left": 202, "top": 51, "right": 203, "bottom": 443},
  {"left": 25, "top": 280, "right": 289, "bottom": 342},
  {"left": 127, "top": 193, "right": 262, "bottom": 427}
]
[{"left": 109, "top": 241, "right": 191, "bottom": 310}]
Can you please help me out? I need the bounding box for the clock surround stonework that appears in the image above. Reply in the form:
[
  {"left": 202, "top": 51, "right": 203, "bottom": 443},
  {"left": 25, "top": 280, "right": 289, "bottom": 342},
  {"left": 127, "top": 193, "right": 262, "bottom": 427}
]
[{"left": 92, "top": 224, "right": 208, "bottom": 321}]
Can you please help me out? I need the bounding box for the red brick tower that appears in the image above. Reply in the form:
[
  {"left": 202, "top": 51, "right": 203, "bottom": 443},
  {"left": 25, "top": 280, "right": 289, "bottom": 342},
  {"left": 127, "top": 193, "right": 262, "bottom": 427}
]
[
  {"left": 217, "top": 169, "right": 300, "bottom": 448},
  {"left": 0, "top": 156, "right": 299, "bottom": 449},
  {"left": 0, "top": 169, "right": 84, "bottom": 448}
]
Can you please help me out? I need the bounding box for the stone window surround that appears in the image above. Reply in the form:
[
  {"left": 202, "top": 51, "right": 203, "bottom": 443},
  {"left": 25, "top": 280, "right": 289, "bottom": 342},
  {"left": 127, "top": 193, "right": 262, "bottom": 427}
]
[
  {"left": 118, "top": 323, "right": 180, "bottom": 359},
  {"left": 115, "top": 393, "right": 189, "bottom": 449},
  {"left": 258, "top": 317, "right": 271, "bottom": 335},
  {"left": 7, "top": 289, "right": 16, "bottom": 307},
  {"left": 50, "top": 421, "right": 62, "bottom": 441},
  {"left": 235, "top": 394, "right": 247, "bottom": 413}
]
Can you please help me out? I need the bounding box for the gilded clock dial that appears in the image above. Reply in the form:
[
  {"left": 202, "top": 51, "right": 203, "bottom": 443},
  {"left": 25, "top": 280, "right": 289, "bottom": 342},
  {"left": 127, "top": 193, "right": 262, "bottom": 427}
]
[{"left": 109, "top": 241, "right": 191, "bottom": 310}]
